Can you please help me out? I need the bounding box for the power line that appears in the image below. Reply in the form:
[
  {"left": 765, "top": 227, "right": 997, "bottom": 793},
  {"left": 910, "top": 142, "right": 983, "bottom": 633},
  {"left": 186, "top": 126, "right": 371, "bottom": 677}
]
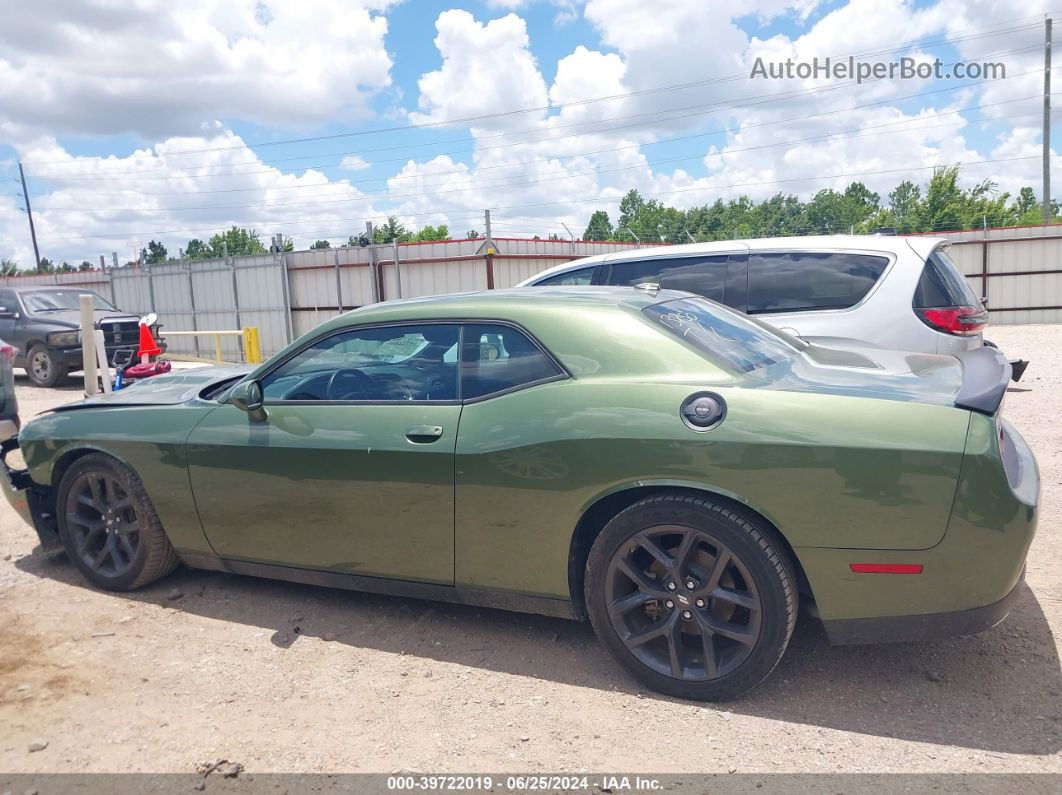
[
  {"left": 34, "top": 101, "right": 1048, "bottom": 214},
  {"left": 32, "top": 154, "right": 1040, "bottom": 242},
  {"left": 19, "top": 16, "right": 1051, "bottom": 169},
  {"left": 30, "top": 54, "right": 1047, "bottom": 189}
]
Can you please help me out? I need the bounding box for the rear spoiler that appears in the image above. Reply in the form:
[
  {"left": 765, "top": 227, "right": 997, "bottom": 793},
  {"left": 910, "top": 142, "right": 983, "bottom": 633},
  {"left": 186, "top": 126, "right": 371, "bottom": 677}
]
[{"left": 954, "top": 347, "right": 1011, "bottom": 415}]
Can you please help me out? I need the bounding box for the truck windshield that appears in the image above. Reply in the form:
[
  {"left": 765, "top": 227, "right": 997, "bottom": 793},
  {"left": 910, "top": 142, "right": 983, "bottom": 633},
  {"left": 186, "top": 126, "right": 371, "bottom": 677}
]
[
  {"left": 644, "top": 297, "right": 801, "bottom": 373},
  {"left": 21, "top": 290, "right": 118, "bottom": 313}
]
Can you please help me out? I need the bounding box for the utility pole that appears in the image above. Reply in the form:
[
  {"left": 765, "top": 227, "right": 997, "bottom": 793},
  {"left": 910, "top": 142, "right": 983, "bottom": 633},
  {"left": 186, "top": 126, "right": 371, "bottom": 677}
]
[
  {"left": 1045, "top": 16, "right": 1053, "bottom": 224},
  {"left": 484, "top": 208, "right": 494, "bottom": 288},
  {"left": 17, "top": 162, "right": 41, "bottom": 269}
]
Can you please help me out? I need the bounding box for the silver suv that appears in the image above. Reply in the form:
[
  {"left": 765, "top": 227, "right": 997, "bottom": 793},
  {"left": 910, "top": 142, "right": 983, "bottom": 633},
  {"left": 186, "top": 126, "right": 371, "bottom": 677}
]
[{"left": 519, "top": 235, "right": 1021, "bottom": 368}]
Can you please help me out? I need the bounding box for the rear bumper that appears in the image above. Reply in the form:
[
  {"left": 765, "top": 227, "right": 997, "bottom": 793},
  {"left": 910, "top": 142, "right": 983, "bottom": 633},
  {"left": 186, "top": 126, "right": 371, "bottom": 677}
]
[
  {"left": 0, "top": 437, "right": 60, "bottom": 552},
  {"left": 822, "top": 567, "right": 1025, "bottom": 645},
  {"left": 796, "top": 417, "right": 1038, "bottom": 643}
]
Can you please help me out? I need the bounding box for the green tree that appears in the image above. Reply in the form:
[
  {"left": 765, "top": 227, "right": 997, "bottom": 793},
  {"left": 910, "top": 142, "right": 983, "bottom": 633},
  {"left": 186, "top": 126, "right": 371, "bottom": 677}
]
[
  {"left": 79, "top": 260, "right": 93, "bottom": 271},
  {"left": 582, "top": 210, "right": 613, "bottom": 241},
  {"left": 59, "top": 261, "right": 74, "bottom": 273},
  {"left": 208, "top": 226, "right": 267, "bottom": 257},
  {"left": 184, "top": 238, "right": 209, "bottom": 259},
  {"left": 1013, "top": 186, "right": 1037, "bottom": 217},
  {"left": 465, "top": 229, "right": 481, "bottom": 239},
  {"left": 310, "top": 240, "right": 331, "bottom": 249},
  {"left": 414, "top": 224, "right": 450, "bottom": 241},
  {"left": 36, "top": 257, "right": 55, "bottom": 273},
  {"left": 143, "top": 240, "right": 168, "bottom": 264},
  {"left": 373, "top": 216, "right": 412, "bottom": 243},
  {"left": 0, "top": 258, "right": 18, "bottom": 276}
]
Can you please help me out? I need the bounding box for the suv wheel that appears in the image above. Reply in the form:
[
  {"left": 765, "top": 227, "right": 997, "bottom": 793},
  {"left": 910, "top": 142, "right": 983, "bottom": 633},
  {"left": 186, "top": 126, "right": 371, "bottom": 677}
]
[
  {"left": 26, "top": 344, "right": 68, "bottom": 388},
  {"left": 585, "top": 493, "right": 797, "bottom": 701}
]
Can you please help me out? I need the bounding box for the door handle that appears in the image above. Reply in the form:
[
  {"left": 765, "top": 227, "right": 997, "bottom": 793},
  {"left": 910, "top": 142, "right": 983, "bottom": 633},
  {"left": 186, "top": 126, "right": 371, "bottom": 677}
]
[{"left": 405, "top": 425, "right": 444, "bottom": 443}]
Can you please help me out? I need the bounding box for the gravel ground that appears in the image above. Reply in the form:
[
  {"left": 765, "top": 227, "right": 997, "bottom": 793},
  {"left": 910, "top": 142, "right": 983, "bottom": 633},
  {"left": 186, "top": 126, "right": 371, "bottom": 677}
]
[{"left": 0, "top": 326, "right": 1060, "bottom": 775}]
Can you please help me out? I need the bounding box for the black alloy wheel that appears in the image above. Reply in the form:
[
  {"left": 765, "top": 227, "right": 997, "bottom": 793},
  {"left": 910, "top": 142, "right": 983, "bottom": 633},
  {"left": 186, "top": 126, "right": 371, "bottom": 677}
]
[
  {"left": 57, "top": 454, "right": 180, "bottom": 590},
  {"left": 585, "top": 493, "right": 797, "bottom": 701}
]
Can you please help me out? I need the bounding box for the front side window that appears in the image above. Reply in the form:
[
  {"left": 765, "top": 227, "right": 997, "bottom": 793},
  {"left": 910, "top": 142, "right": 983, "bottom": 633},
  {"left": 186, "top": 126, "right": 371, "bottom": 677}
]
[
  {"left": 606, "top": 256, "right": 728, "bottom": 302},
  {"left": 460, "top": 323, "right": 563, "bottom": 400},
  {"left": 747, "top": 252, "right": 889, "bottom": 314},
  {"left": 644, "top": 297, "right": 800, "bottom": 374},
  {"left": 535, "top": 266, "right": 596, "bottom": 286},
  {"left": 21, "top": 290, "right": 117, "bottom": 313},
  {"left": 261, "top": 324, "right": 459, "bottom": 402}
]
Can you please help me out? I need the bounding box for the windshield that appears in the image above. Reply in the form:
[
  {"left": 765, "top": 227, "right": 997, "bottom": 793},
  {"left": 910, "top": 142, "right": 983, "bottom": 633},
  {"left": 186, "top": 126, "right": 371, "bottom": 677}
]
[
  {"left": 644, "top": 297, "right": 801, "bottom": 373},
  {"left": 21, "top": 290, "right": 117, "bottom": 313}
]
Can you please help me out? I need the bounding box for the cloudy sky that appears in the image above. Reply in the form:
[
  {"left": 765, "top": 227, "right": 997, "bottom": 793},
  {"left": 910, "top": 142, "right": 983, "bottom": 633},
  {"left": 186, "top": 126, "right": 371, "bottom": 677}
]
[{"left": 0, "top": 0, "right": 1056, "bottom": 265}]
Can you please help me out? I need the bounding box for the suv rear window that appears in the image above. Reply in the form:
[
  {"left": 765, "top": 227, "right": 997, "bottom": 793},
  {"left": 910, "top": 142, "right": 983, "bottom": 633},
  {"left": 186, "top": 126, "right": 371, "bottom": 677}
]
[
  {"left": 747, "top": 252, "right": 889, "bottom": 314},
  {"left": 644, "top": 297, "right": 799, "bottom": 373},
  {"left": 913, "top": 249, "right": 981, "bottom": 308}
]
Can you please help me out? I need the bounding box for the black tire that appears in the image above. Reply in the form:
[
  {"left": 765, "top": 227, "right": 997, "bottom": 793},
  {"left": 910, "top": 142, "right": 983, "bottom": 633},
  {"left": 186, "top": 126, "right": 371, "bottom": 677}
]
[
  {"left": 26, "top": 344, "right": 68, "bottom": 388},
  {"left": 57, "top": 453, "right": 180, "bottom": 591},
  {"left": 585, "top": 492, "right": 797, "bottom": 701}
]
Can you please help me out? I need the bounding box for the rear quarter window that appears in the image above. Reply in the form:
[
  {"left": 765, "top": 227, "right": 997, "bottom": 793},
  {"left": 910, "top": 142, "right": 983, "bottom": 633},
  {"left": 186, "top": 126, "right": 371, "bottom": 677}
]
[
  {"left": 747, "top": 252, "right": 889, "bottom": 314},
  {"left": 913, "top": 249, "right": 982, "bottom": 308}
]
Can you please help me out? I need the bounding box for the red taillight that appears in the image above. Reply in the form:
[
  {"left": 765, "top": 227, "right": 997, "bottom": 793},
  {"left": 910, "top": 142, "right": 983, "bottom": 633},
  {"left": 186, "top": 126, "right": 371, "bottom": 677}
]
[
  {"left": 0, "top": 344, "right": 14, "bottom": 362},
  {"left": 850, "top": 563, "right": 924, "bottom": 574},
  {"left": 916, "top": 306, "right": 986, "bottom": 336}
]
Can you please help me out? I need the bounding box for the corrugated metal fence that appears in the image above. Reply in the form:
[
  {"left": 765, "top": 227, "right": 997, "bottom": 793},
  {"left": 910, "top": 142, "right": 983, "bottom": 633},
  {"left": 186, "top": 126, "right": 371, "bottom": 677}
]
[
  {"left": 0, "top": 238, "right": 657, "bottom": 358},
  {"left": 4, "top": 229, "right": 1060, "bottom": 359}
]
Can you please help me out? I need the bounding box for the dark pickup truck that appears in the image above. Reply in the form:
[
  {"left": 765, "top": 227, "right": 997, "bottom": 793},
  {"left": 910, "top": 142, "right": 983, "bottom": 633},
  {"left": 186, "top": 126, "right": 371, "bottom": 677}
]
[{"left": 0, "top": 286, "right": 162, "bottom": 387}]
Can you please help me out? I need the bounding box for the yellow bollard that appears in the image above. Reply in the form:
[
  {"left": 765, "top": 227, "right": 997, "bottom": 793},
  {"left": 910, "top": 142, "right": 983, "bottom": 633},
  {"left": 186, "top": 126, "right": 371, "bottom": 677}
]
[{"left": 242, "top": 326, "right": 262, "bottom": 364}]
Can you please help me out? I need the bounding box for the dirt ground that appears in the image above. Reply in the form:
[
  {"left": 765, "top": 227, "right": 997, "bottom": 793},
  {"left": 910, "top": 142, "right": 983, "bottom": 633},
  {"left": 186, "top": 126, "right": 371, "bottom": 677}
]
[{"left": 0, "top": 326, "right": 1060, "bottom": 776}]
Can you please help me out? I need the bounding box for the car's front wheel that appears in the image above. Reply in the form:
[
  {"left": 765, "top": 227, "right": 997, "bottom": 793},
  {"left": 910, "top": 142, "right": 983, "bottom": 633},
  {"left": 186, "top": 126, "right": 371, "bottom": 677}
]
[
  {"left": 26, "top": 344, "right": 68, "bottom": 388},
  {"left": 585, "top": 493, "right": 797, "bottom": 701},
  {"left": 57, "top": 453, "right": 180, "bottom": 590}
]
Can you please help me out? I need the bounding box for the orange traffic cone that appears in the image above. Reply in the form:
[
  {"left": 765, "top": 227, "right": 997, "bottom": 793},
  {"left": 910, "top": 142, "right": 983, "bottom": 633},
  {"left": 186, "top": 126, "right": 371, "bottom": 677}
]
[{"left": 137, "top": 322, "right": 162, "bottom": 363}]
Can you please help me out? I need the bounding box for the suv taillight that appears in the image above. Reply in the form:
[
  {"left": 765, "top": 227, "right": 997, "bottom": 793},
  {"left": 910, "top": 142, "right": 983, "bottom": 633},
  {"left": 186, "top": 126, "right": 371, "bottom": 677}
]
[{"left": 915, "top": 306, "right": 986, "bottom": 336}]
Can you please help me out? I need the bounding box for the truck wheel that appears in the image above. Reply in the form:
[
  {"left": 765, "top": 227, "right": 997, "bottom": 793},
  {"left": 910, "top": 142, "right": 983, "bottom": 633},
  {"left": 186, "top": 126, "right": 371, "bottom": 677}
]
[{"left": 26, "top": 344, "right": 68, "bottom": 388}]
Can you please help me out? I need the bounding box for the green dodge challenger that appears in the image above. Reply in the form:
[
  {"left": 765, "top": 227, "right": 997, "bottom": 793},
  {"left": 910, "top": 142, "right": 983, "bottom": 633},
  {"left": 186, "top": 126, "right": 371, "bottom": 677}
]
[{"left": 1, "top": 287, "right": 1039, "bottom": 700}]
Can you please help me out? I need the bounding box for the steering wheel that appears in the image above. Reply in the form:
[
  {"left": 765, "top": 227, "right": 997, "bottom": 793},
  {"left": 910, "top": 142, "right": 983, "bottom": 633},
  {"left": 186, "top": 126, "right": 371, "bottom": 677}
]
[{"left": 326, "top": 368, "right": 378, "bottom": 400}]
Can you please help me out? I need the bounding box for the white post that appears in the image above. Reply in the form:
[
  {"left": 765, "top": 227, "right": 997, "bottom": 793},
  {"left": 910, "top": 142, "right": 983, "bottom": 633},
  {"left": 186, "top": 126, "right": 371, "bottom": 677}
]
[
  {"left": 79, "top": 294, "right": 98, "bottom": 397},
  {"left": 94, "top": 329, "right": 112, "bottom": 394}
]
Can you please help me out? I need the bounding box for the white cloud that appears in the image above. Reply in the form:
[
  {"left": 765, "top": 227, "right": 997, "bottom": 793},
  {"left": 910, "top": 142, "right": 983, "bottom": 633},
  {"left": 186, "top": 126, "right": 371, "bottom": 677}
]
[
  {"left": 0, "top": 0, "right": 395, "bottom": 142},
  {"left": 3, "top": 1, "right": 1054, "bottom": 264},
  {"left": 0, "top": 131, "right": 389, "bottom": 265},
  {"left": 339, "top": 155, "right": 371, "bottom": 171},
  {"left": 410, "top": 10, "right": 550, "bottom": 131}
]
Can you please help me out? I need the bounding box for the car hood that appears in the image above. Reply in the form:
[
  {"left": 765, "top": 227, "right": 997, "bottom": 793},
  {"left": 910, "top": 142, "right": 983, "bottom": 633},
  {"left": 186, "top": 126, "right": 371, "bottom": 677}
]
[
  {"left": 762, "top": 343, "right": 966, "bottom": 407},
  {"left": 49, "top": 365, "right": 253, "bottom": 411},
  {"left": 25, "top": 309, "right": 142, "bottom": 329}
]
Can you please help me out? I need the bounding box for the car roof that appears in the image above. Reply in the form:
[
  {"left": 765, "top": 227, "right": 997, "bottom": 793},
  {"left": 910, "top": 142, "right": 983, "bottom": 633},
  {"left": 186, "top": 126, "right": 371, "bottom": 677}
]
[
  {"left": 324, "top": 286, "right": 684, "bottom": 326},
  {"left": 520, "top": 234, "right": 946, "bottom": 283}
]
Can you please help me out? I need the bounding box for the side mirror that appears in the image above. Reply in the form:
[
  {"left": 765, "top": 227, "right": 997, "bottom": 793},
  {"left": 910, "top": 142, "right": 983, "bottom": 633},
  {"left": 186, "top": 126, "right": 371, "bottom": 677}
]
[
  {"left": 0, "top": 310, "right": 18, "bottom": 320},
  {"left": 230, "top": 380, "right": 267, "bottom": 422}
]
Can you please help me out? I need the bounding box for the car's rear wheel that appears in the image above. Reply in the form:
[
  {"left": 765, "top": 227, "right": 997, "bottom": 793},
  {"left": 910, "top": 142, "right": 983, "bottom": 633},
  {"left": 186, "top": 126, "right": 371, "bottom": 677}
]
[
  {"left": 585, "top": 493, "right": 797, "bottom": 701},
  {"left": 57, "top": 454, "right": 180, "bottom": 590},
  {"left": 26, "top": 344, "right": 68, "bottom": 388}
]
